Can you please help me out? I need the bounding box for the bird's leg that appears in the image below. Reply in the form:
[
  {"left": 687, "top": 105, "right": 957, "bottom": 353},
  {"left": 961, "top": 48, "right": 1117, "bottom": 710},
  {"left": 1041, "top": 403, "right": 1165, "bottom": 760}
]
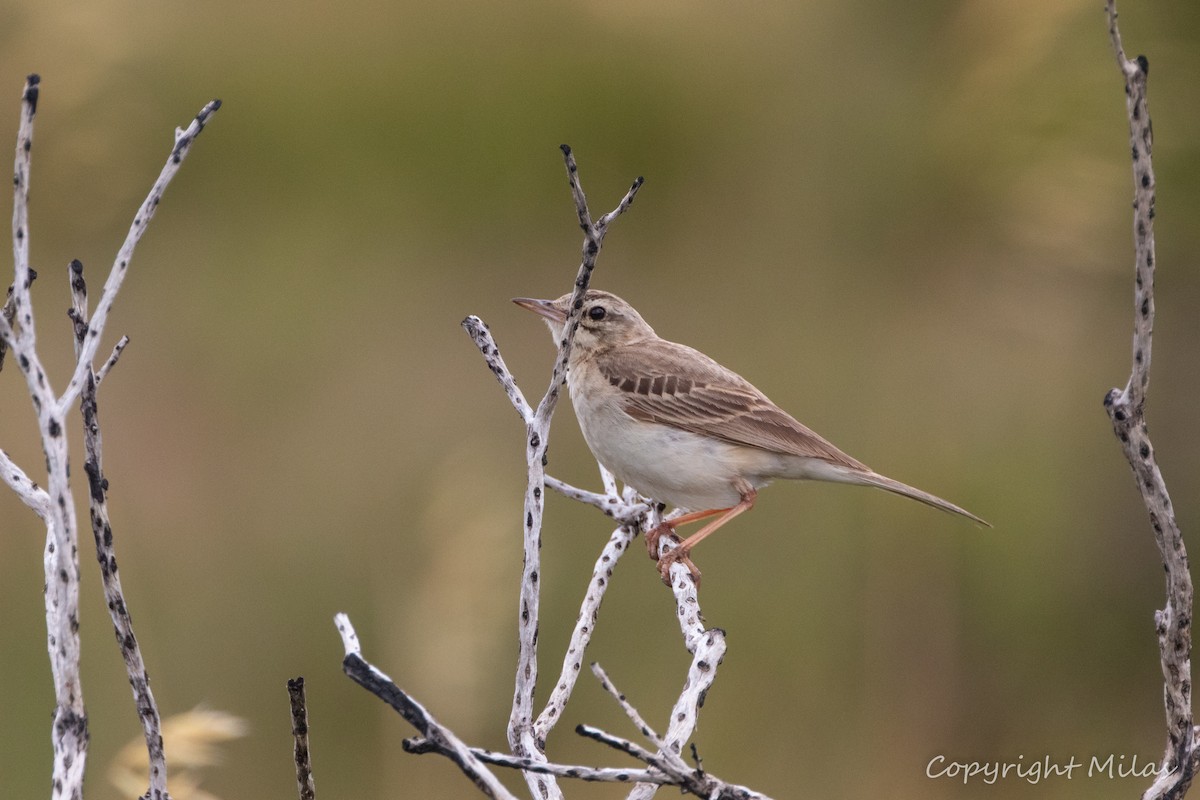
[
  {"left": 645, "top": 506, "right": 727, "bottom": 560},
  {"left": 657, "top": 485, "right": 758, "bottom": 585}
]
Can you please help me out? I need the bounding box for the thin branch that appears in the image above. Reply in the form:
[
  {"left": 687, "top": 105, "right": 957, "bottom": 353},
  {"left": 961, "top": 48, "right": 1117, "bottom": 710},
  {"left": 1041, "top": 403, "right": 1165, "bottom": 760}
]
[
  {"left": 575, "top": 725, "right": 771, "bottom": 800},
  {"left": 6, "top": 73, "right": 90, "bottom": 800},
  {"left": 460, "top": 146, "right": 641, "bottom": 799},
  {"left": 404, "top": 739, "right": 670, "bottom": 785},
  {"left": 70, "top": 258, "right": 169, "bottom": 800},
  {"left": 544, "top": 475, "right": 651, "bottom": 527},
  {"left": 1101, "top": 3, "right": 1197, "bottom": 799},
  {"left": 334, "top": 614, "right": 519, "bottom": 800},
  {"left": 0, "top": 448, "right": 50, "bottom": 516},
  {"left": 532, "top": 524, "right": 640, "bottom": 740},
  {"left": 461, "top": 315, "right": 532, "bottom": 422},
  {"left": 589, "top": 663, "right": 691, "bottom": 776},
  {"left": 96, "top": 335, "right": 130, "bottom": 386},
  {"left": 57, "top": 97, "right": 221, "bottom": 415},
  {"left": 288, "top": 677, "right": 317, "bottom": 800},
  {"left": 2, "top": 78, "right": 220, "bottom": 800}
]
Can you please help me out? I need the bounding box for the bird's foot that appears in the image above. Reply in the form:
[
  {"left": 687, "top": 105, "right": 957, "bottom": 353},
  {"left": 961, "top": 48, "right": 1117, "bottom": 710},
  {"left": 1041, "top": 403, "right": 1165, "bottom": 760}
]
[
  {"left": 646, "top": 521, "right": 674, "bottom": 561},
  {"left": 657, "top": 546, "right": 701, "bottom": 587}
]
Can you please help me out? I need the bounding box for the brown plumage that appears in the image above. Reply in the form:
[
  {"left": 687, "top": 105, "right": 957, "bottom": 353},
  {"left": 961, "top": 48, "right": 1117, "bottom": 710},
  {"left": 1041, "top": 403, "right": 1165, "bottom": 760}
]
[{"left": 515, "top": 289, "right": 988, "bottom": 584}]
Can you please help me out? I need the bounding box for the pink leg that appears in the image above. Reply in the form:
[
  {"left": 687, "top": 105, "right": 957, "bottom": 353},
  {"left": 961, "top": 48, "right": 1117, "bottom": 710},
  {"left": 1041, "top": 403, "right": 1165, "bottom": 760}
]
[
  {"left": 646, "top": 505, "right": 727, "bottom": 560},
  {"left": 657, "top": 485, "right": 758, "bottom": 586}
]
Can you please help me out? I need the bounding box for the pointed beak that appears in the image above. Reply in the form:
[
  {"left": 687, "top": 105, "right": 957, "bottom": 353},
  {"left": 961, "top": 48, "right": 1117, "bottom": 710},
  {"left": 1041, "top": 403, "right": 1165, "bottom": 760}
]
[{"left": 512, "top": 297, "right": 567, "bottom": 324}]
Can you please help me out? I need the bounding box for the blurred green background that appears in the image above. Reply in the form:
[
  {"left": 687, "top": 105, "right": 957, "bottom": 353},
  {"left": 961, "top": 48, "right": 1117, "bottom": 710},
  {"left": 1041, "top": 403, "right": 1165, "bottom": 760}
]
[{"left": 2, "top": 0, "right": 1199, "bottom": 797}]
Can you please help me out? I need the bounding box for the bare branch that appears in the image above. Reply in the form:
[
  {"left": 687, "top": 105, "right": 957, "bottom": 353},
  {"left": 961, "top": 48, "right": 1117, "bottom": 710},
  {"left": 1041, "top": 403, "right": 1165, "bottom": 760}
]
[
  {"left": 544, "top": 475, "right": 651, "bottom": 527},
  {"left": 3, "top": 78, "right": 220, "bottom": 800},
  {"left": 405, "top": 739, "right": 670, "bottom": 785},
  {"left": 0, "top": 448, "right": 49, "bottom": 516},
  {"left": 57, "top": 97, "right": 221, "bottom": 415},
  {"left": 461, "top": 315, "right": 533, "bottom": 422},
  {"left": 96, "top": 335, "right": 130, "bottom": 386},
  {"left": 575, "top": 725, "right": 771, "bottom": 800},
  {"left": 589, "top": 663, "right": 691, "bottom": 776},
  {"left": 5, "top": 74, "right": 90, "bottom": 800},
  {"left": 288, "top": 677, "right": 317, "bottom": 800},
  {"left": 532, "top": 524, "right": 639, "bottom": 740},
  {"left": 1101, "top": 3, "right": 1197, "bottom": 798},
  {"left": 462, "top": 147, "right": 643, "bottom": 799},
  {"left": 334, "top": 614, "right": 519, "bottom": 800}
]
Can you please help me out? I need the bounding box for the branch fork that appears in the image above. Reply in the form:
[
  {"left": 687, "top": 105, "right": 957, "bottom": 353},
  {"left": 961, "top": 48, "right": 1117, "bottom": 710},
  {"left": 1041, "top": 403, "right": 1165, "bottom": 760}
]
[
  {"left": 338, "top": 147, "right": 769, "bottom": 798},
  {"left": 1, "top": 75, "right": 220, "bottom": 800}
]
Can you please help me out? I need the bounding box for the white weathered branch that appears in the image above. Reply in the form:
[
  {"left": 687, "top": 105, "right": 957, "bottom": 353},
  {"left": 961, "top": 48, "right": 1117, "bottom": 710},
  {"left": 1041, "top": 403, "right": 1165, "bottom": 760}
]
[
  {"left": 57, "top": 97, "right": 221, "bottom": 415},
  {"left": 70, "top": 258, "right": 171, "bottom": 800},
  {"left": 575, "top": 725, "right": 771, "bottom": 800},
  {"left": 1, "top": 75, "right": 220, "bottom": 800},
  {"left": 532, "top": 522, "right": 640, "bottom": 741},
  {"left": 1100, "top": 4, "right": 1198, "bottom": 799},
  {"left": 342, "top": 147, "right": 764, "bottom": 798},
  {"left": 461, "top": 146, "right": 642, "bottom": 799},
  {"left": 334, "top": 614, "right": 520, "bottom": 800}
]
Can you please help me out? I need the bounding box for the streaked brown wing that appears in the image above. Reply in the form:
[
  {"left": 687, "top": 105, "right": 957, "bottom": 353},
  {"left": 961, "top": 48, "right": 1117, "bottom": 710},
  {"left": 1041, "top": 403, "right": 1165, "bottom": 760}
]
[{"left": 595, "top": 338, "right": 868, "bottom": 470}]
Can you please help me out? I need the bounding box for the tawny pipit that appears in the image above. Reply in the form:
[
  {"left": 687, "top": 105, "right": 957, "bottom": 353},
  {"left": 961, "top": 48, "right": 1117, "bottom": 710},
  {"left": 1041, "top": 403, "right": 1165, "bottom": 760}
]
[{"left": 515, "top": 290, "right": 988, "bottom": 584}]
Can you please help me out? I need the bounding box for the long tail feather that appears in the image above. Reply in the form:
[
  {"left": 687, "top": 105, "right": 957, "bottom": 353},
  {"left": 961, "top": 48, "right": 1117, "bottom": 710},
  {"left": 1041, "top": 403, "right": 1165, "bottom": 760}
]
[{"left": 828, "top": 466, "right": 990, "bottom": 527}]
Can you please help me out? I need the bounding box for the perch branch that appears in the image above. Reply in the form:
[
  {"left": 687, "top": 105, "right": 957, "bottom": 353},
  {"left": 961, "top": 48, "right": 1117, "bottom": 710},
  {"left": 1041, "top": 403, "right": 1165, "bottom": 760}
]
[
  {"left": 1100, "top": 4, "right": 1198, "bottom": 799},
  {"left": 462, "top": 146, "right": 641, "bottom": 799}
]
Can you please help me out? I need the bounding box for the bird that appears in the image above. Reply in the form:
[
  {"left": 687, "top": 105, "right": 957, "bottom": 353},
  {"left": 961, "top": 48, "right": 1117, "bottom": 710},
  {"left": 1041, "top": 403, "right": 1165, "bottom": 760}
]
[{"left": 514, "top": 289, "right": 988, "bottom": 584}]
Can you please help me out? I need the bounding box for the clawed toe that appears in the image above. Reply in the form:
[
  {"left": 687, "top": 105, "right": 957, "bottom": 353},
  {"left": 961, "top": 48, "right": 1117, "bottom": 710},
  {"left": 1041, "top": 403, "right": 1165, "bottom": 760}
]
[
  {"left": 657, "top": 547, "right": 701, "bottom": 587},
  {"left": 646, "top": 523, "right": 671, "bottom": 561}
]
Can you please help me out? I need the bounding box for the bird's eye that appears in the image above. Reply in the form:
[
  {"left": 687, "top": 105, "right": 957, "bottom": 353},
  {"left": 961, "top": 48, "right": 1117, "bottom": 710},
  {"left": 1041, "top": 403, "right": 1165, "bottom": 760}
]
[{"left": 588, "top": 306, "right": 607, "bottom": 321}]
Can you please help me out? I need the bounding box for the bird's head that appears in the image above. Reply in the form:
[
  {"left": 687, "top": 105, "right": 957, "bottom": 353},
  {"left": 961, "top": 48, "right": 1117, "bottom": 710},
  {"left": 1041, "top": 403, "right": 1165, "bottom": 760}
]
[{"left": 513, "top": 289, "right": 655, "bottom": 353}]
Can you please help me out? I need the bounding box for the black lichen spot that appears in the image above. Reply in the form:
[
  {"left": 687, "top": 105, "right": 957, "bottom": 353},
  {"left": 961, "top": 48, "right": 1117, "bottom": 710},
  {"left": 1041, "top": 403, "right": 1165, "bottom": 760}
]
[
  {"left": 1141, "top": 173, "right": 1151, "bottom": 189},
  {"left": 526, "top": 511, "right": 533, "bottom": 528},
  {"left": 23, "top": 74, "right": 40, "bottom": 110},
  {"left": 1141, "top": 298, "right": 1150, "bottom": 317},
  {"left": 1136, "top": 54, "right": 1149, "bottom": 75},
  {"left": 530, "top": 432, "right": 540, "bottom": 449},
  {"left": 1140, "top": 442, "right": 1151, "bottom": 459}
]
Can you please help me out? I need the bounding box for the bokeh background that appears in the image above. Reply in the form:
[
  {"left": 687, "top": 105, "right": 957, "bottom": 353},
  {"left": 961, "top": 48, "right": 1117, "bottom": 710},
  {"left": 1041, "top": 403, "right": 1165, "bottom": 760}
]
[{"left": 2, "top": 0, "right": 1199, "bottom": 798}]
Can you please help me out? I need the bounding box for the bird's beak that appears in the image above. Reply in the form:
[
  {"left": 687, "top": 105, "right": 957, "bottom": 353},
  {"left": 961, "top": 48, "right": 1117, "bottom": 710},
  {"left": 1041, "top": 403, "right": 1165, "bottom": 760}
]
[{"left": 512, "top": 297, "right": 567, "bottom": 324}]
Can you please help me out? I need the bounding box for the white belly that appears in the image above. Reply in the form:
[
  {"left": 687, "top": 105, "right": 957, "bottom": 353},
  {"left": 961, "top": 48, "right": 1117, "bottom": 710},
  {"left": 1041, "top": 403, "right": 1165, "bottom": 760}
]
[{"left": 568, "top": 372, "right": 759, "bottom": 510}]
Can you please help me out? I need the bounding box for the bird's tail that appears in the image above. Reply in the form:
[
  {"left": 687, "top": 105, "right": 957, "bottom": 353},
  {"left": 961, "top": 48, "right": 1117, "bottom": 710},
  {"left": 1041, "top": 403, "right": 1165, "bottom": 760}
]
[{"left": 827, "top": 465, "right": 990, "bottom": 527}]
